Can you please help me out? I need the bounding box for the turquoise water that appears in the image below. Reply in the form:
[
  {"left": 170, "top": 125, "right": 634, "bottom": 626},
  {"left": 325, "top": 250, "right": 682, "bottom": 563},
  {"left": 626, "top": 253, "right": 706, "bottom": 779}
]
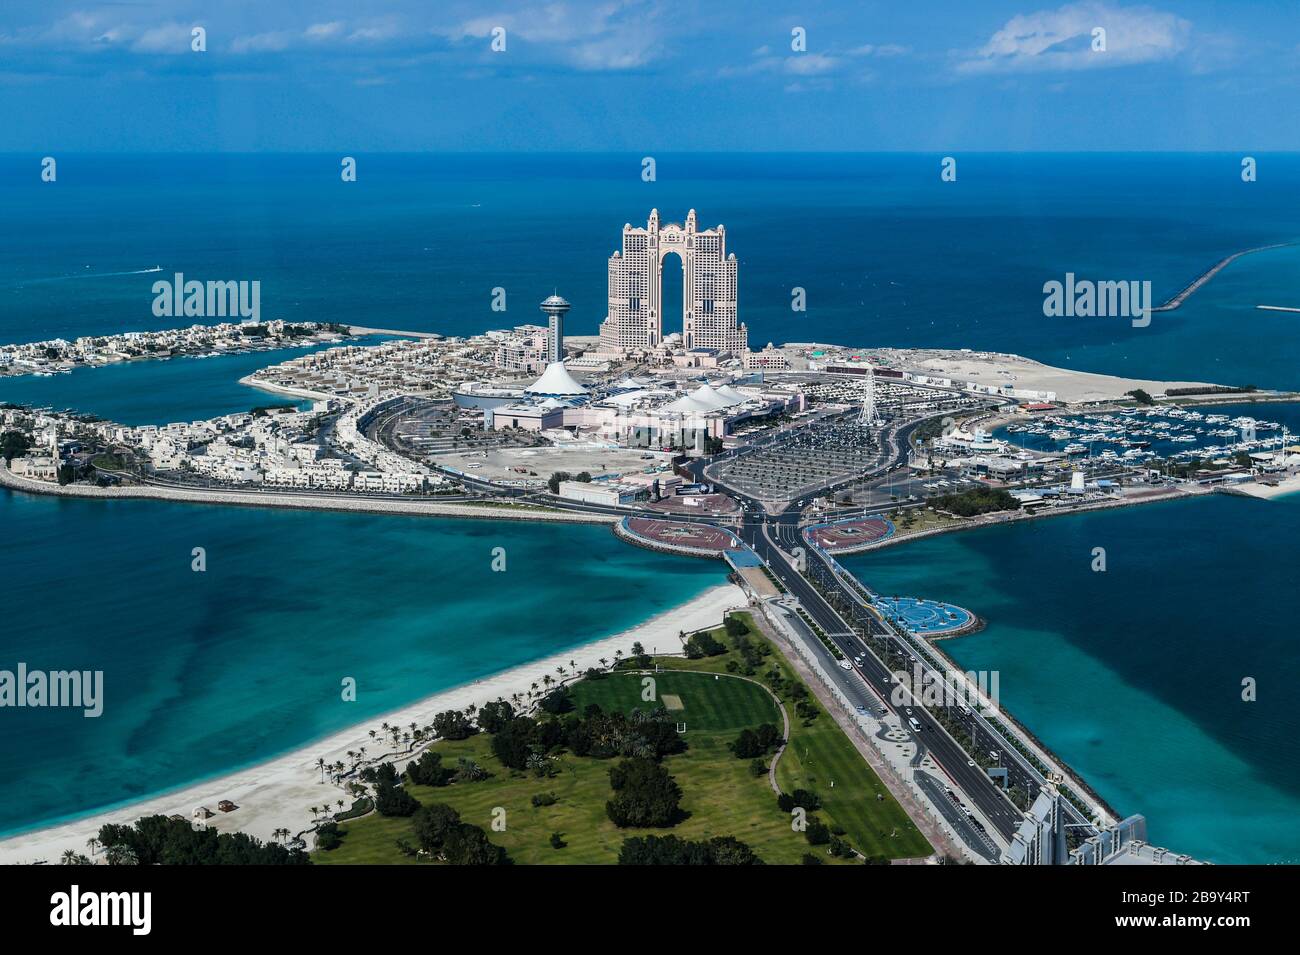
[
  {"left": 845, "top": 494, "right": 1300, "bottom": 864},
  {"left": 2, "top": 153, "right": 1298, "bottom": 389},
  {"left": 0, "top": 337, "right": 391, "bottom": 426},
  {"left": 0, "top": 491, "right": 723, "bottom": 836}
]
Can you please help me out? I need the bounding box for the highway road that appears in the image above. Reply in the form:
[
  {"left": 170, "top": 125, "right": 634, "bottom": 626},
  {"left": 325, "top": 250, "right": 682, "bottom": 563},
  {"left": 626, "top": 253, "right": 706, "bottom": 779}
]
[{"left": 739, "top": 515, "right": 1025, "bottom": 842}]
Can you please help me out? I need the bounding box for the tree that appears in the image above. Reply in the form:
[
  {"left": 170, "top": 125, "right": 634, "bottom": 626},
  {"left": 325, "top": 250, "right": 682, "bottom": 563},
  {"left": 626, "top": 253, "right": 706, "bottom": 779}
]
[
  {"left": 97, "top": 815, "right": 308, "bottom": 865},
  {"left": 405, "top": 750, "right": 451, "bottom": 787},
  {"left": 539, "top": 685, "right": 572, "bottom": 714},
  {"left": 730, "top": 729, "right": 764, "bottom": 760},
  {"left": 805, "top": 816, "right": 831, "bottom": 846},
  {"left": 411, "top": 803, "right": 507, "bottom": 865},
  {"left": 0, "top": 430, "right": 33, "bottom": 464},
  {"left": 476, "top": 699, "right": 515, "bottom": 734},
  {"left": 315, "top": 823, "right": 342, "bottom": 851},
  {"left": 618, "top": 834, "right": 762, "bottom": 865},
  {"left": 432, "top": 709, "right": 476, "bottom": 741},
  {"left": 374, "top": 781, "right": 420, "bottom": 817},
  {"left": 606, "top": 758, "right": 682, "bottom": 828},
  {"left": 684, "top": 630, "right": 726, "bottom": 659}
]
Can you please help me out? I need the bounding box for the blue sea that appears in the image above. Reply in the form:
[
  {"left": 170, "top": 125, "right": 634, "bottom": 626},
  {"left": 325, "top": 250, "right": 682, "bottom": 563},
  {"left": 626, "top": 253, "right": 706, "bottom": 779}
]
[
  {"left": 1, "top": 153, "right": 1298, "bottom": 859},
  {"left": 0, "top": 492, "right": 723, "bottom": 837},
  {"left": 0, "top": 337, "right": 392, "bottom": 425},
  {"left": 845, "top": 495, "right": 1300, "bottom": 865},
  {"left": 2, "top": 153, "right": 1298, "bottom": 389}
]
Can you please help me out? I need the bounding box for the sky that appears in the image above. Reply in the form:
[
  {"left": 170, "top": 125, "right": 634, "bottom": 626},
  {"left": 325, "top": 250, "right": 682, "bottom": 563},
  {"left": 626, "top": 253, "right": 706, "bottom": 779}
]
[{"left": 0, "top": 1, "right": 1298, "bottom": 152}]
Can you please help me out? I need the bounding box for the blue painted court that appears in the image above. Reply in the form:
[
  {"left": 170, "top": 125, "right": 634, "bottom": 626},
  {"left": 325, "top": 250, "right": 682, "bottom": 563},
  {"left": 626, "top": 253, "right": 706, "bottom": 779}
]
[{"left": 875, "top": 597, "right": 975, "bottom": 636}]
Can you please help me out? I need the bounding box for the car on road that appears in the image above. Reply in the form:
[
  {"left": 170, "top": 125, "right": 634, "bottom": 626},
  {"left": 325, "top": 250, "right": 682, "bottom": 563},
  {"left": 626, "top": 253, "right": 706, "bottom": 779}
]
[
  {"left": 853, "top": 655, "right": 863, "bottom": 666},
  {"left": 908, "top": 717, "right": 923, "bottom": 732},
  {"left": 855, "top": 705, "right": 869, "bottom": 716},
  {"left": 838, "top": 659, "right": 853, "bottom": 671},
  {"left": 967, "top": 759, "right": 976, "bottom": 767},
  {"left": 905, "top": 707, "right": 913, "bottom": 715}
]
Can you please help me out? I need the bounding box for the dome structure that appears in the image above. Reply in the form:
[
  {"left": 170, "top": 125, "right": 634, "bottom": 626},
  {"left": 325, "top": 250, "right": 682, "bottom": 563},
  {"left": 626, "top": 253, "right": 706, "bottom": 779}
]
[
  {"left": 525, "top": 361, "right": 588, "bottom": 396},
  {"left": 687, "top": 383, "right": 742, "bottom": 410}
]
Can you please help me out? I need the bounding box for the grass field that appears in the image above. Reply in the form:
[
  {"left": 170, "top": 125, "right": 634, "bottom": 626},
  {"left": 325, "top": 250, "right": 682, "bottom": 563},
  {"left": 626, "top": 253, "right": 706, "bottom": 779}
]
[
  {"left": 568, "top": 670, "right": 779, "bottom": 732},
  {"left": 318, "top": 612, "right": 931, "bottom": 865}
]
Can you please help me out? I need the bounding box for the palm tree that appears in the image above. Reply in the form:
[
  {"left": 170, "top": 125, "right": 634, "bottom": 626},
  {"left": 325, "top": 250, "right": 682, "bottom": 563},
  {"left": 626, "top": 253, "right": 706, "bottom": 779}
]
[
  {"left": 598, "top": 657, "right": 608, "bottom": 669},
  {"left": 368, "top": 729, "right": 377, "bottom": 744},
  {"left": 61, "top": 848, "right": 77, "bottom": 865},
  {"left": 86, "top": 837, "right": 99, "bottom": 857},
  {"left": 316, "top": 757, "right": 326, "bottom": 782}
]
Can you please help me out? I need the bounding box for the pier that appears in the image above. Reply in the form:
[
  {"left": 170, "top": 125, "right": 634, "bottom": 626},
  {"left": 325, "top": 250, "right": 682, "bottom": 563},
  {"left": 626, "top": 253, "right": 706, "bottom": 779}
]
[{"left": 1152, "top": 242, "right": 1292, "bottom": 312}]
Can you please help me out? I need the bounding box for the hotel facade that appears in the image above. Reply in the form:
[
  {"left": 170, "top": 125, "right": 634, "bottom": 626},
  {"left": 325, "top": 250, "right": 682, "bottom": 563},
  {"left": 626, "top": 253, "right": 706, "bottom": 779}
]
[{"left": 598, "top": 209, "right": 749, "bottom": 355}]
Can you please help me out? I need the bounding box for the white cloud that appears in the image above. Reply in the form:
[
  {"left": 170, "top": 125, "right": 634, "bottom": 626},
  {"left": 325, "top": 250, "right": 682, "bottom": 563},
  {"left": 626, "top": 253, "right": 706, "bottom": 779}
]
[
  {"left": 131, "top": 24, "right": 195, "bottom": 55},
  {"left": 230, "top": 30, "right": 295, "bottom": 54},
  {"left": 440, "top": 2, "right": 662, "bottom": 71},
  {"left": 848, "top": 43, "right": 911, "bottom": 58},
  {"left": 785, "top": 52, "right": 840, "bottom": 75},
  {"left": 958, "top": 2, "right": 1190, "bottom": 74},
  {"left": 305, "top": 22, "right": 344, "bottom": 41}
]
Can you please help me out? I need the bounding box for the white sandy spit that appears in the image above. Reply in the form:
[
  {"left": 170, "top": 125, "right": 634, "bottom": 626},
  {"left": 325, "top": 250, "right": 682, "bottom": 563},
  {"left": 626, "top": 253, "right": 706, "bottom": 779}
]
[
  {"left": 0, "top": 583, "right": 747, "bottom": 864},
  {"left": 1222, "top": 473, "right": 1300, "bottom": 500},
  {"left": 903, "top": 353, "right": 1218, "bottom": 404}
]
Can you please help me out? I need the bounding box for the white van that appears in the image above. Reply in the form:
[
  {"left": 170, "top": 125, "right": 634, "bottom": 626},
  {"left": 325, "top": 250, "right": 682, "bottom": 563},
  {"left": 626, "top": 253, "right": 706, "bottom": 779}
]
[{"left": 908, "top": 717, "right": 923, "bottom": 732}]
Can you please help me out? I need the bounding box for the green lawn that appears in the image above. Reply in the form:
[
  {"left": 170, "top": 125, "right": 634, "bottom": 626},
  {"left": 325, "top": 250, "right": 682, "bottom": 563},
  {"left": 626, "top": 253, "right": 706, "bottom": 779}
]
[
  {"left": 568, "top": 670, "right": 779, "bottom": 732},
  {"left": 318, "top": 612, "right": 931, "bottom": 865}
]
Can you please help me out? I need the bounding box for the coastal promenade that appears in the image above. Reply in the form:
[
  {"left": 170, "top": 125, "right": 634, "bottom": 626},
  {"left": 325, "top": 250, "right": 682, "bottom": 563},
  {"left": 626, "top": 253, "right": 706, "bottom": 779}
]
[{"left": 0, "top": 462, "right": 617, "bottom": 525}]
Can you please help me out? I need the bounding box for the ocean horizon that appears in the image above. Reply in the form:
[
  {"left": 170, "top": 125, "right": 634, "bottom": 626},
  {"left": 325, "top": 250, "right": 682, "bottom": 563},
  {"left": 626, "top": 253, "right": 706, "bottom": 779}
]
[{"left": 3, "top": 152, "right": 1299, "bottom": 389}]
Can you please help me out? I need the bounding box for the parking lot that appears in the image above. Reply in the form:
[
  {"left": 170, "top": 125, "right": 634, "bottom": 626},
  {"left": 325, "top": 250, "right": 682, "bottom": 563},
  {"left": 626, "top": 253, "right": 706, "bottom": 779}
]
[{"left": 713, "top": 419, "right": 884, "bottom": 502}]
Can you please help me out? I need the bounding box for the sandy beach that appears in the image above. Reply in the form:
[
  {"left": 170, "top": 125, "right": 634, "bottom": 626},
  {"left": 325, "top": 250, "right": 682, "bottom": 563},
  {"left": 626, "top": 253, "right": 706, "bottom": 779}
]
[
  {"left": 900, "top": 351, "right": 1218, "bottom": 404},
  {"left": 1219, "top": 474, "right": 1300, "bottom": 500},
  {"left": 0, "top": 582, "right": 748, "bottom": 864}
]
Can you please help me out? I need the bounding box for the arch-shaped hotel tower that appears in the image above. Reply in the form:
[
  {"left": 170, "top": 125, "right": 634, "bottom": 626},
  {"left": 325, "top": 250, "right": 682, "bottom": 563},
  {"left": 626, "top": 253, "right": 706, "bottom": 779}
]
[{"left": 598, "top": 209, "right": 748, "bottom": 354}]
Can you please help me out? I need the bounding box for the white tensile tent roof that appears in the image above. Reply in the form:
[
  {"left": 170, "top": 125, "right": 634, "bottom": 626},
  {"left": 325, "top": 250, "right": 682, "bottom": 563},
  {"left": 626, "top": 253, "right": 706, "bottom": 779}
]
[{"left": 525, "top": 362, "right": 588, "bottom": 395}]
